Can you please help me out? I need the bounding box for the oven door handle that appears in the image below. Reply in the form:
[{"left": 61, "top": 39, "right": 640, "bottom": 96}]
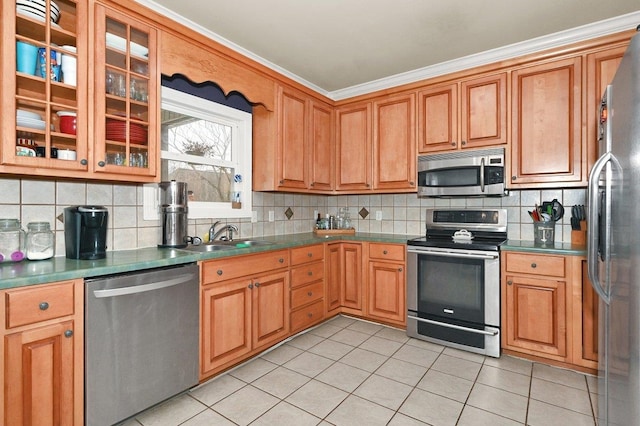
[
  {"left": 407, "top": 248, "right": 498, "bottom": 260},
  {"left": 480, "top": 157, "right": 486, "bottom": 192},
  {"left": 407, "top": 315, "right": 499, "bottom": 336}
]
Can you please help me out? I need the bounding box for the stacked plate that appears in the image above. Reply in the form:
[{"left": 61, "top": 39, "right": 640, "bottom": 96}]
[
  {"left": 17, "top": 109, "right": 46, "bottom": 130},
  {"left": 106, "top": 32, "right": 149, "bottom": 58},
  {"left": 16, "top": 0, "right": 60, "bottom": 23},
  {"left": 106, "top": 119, "right": 147, "bottom": 143}
]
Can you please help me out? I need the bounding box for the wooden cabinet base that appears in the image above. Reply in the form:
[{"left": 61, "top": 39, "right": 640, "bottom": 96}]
[{"left": 502, "top": 348, "right": 597, "bottom": 375}]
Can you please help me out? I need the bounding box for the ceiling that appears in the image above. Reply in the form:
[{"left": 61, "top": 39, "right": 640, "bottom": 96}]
[{"left": 138, "top": 0, "right": 639, "bottom": 98}]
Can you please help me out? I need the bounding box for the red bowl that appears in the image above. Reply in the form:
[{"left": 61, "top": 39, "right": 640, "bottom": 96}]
[{"left": 57, "top": 112, "right": 77, "bottom": 135}]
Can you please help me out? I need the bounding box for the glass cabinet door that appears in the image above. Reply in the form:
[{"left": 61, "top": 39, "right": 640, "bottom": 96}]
[
  {"left": 5, "top": 0, "right": 88, "bottom": 170},
  {"left": 94, "top": 5, "right": 157, "bottom": 177}
]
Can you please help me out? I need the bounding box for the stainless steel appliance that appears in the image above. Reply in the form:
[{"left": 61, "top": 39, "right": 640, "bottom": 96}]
[
  {"left": 158, "top": 180, "right": 189, "bottom": 248},
  {"left": 588, "top": 27, "right": 640, "bottom": 426},
  {"left": 407, "top": 208, "right": 507, "bottom": 357},
  {"left": 417, "top": 147, "right": 506, "bottom": 197},
  {"left": 85, "top": 263, "right": 199, "bottom": 426},
  {"left": 63, "top": 205, "right": 108, "bottom": 259}
]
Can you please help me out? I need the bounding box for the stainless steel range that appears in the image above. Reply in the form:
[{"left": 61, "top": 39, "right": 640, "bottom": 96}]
[{"left": 406, "top": 208, "right": 507, "bottom": 357}]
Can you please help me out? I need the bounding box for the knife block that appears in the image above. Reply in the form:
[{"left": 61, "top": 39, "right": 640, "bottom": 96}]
[{"left": 571, "top": 220, "right": 587, "bottom": 246}]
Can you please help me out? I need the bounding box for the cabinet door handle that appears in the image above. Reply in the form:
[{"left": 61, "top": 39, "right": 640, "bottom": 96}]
[
  {"left": 64, "top": 330, "right": 73, "bottom": 338},
  {"left": 512, "top": 176, "right": 516, "bottom": 181},
  {"left": 531, "top": 263, "right": 537, "bottom": 268},
  {"left": 410, "top": 181, "right": 415, "bottom": 186},
  {"left": 248, "top": 284, "right": 253, "bottom": 289},
  {"left": 461, "top": 141, "right": 467, "bottom": 146},
  {"left": 39, "top": 302, "right": 49, "bottom": 310},
  {"left": 507, "top": 280, "right": 513, "bottom": 285},
  {"left": 80, "top": 159, "right": 88, "bottom": 165},
  {"left": 451, "top": 141, "right": 456, "bottom": 146},
  {"left": 217, "top": 269, "right": 223, "bottom": 276},
  {"left": 254, "top": 282, "right": 260, "bottom": 287},
  {"left": 310, "top": 182, "right": 315, "bottom": 187},
  {"left": 98, "top": 161, "right": 106, "bottom": 167},
  {"left": 398, "top": 267, "right": 403, "bottom": 272}
]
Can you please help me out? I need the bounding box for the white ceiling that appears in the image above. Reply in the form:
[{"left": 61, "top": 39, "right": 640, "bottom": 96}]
[{"left": 137, "top": 0, "right": 640, "bottom": 99}]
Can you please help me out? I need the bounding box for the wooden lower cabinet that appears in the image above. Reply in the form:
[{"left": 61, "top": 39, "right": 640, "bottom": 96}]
[
  {"left": 366, "top": 243, "right": 406, "bottom": 326},
  {"left": 502, "top": 251, "right": 598, "bottom": 372},
  {"left": 325, "top": 242, "right": 363, "bottom": 316},
  {"left": 290, "top": 245, "right": 325, "bottom": 332},
  {"left": 1, "top": 280, "right": 84, "bottom": 426},
  {"left": 200, "top": 252, "right": 290, "bottom": 379}
]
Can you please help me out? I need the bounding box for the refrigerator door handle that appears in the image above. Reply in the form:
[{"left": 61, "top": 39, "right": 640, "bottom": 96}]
[{"left": 588, "top": 151, "right": 612, "bottom": 304}]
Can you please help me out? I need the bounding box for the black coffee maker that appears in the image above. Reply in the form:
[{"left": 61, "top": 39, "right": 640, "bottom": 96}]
[{"left": 64, "top": 206, "right": 108, "bottom": 260}]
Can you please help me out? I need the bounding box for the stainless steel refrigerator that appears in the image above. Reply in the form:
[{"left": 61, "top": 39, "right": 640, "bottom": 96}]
[{"left": 588, "top": 27, "right": 640, "bottom": 426}]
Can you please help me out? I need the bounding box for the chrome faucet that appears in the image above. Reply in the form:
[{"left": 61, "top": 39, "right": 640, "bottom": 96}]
[
  {"left": 208, "top": 221, "right": 222, "bottom": 242},
  {"left": 212, "top": 224, "right": 239, "bottom": 241}
]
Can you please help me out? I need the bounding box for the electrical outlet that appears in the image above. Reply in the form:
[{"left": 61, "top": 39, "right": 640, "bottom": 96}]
[
  {"left": 375, "top": 210, "right": 383, "bottom": 221},
  {"left": 313, "top": 210, "right": 318, "bottom": 219},
  {"left": 268, "top": 210, "right": 275, "bottom": 222},
  {"left": 251, "top": 210, "right": 257, "bottom": 223}
]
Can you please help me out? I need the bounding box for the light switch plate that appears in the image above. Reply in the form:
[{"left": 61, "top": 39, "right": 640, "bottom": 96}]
[
  {"left": 268, "top": 210, "right": 275, "bottom": 222},
  {"left": 375, "top": 210, "right": 383, "bottom": 221},
  {"left": 251, "top": 210, "right": 257, "bottom": 223}
]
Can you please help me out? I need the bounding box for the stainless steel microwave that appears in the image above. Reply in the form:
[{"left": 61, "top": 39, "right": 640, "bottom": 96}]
[{"left": 417, "top": 148, "right": 506, "bottom": 197}]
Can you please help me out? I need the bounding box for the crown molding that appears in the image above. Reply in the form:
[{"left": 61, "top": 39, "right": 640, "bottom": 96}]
[{"left": 135, "top": 1, "right": 639, "bottom": 101}]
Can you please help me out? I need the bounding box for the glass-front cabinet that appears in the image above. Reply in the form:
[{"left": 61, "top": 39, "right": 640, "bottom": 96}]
[
  {"left": 93, "top": 5, "right": 157, "bottom": 178},
  {"left": 3, "top": 0, "right": 88, "bottom": 171}
]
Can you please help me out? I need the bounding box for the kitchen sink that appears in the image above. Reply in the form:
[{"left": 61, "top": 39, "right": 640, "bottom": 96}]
[
  {"left": 182, "top": 239, "right": 274, "bottom": 252},
  {"left": 214, "top": 239, "right": 275, "bottom": 248}
]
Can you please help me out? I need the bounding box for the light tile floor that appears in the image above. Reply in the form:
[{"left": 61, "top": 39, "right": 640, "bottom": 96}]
[{"left": 121, "top": 315, "right": 598, "bottom": 426}]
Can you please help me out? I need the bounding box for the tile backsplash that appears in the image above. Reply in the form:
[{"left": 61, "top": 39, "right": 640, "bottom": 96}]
[{"left": 0, "top": 177, "right": 586, "bottom": 257}]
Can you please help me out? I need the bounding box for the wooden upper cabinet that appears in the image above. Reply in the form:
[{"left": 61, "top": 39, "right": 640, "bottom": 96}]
[
  {"left": 417, "top": 73, "right": 506, "bottom": 153},
  {"left": 373, "top": 93, "right": 416, "bottom": 191},
  {"left": 417, "top": 83, "right": 457, "bottom": 152},
  {"left": 460, "top": 73, "right": 507, "bottom": 149},
  {"left": 586, "top": 45, "right": 626, "bottom": 172},
  {"left": 510, "top": 57, "right": 583, "bottom": 187},
  {"left": 335, "top": 102, "right": 372, "bottom": 191},
  {"left": 309, "top": 100, "right": 334, "bottom": 191},
  {"left": 279, "top": 86, "right": 309, "bottom": 189}
]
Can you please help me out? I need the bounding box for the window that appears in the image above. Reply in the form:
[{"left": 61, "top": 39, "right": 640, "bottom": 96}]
[{"left": 144, "top": 86, "right": 252, "bottom": 219}]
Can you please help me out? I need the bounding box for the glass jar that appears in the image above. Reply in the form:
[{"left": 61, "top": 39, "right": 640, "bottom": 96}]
[
  {"left": 26, "top": 222, "right": 55, "bottom": 260},
  {"left": 0, "top": 219, "right": 26, "bottom": 263}
]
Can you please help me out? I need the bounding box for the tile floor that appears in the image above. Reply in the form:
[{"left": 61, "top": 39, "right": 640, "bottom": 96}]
[{"left": 121, "top": 315, "right": 598, "bottom": 426}]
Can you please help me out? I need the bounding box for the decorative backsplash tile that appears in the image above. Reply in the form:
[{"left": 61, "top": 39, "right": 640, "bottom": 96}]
[{"left": 0, "top": 177, "right": 586, "bottom": 256}]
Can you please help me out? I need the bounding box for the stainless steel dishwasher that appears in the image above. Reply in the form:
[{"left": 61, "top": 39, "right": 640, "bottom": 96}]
[{"left": 84, "top": 263, "right": 199, "bottom": 426}]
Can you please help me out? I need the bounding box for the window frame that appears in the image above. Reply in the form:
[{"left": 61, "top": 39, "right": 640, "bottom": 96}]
[{"left": 144, "top": 86, "right": 252, "bottom": 220}]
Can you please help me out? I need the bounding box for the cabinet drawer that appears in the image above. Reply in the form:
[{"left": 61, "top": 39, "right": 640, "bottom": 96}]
[
  {"left": 505, "top": 252, "right": 566, "bottom": 277},
  {"left": 202, "top": 250, "right": 289, "bottom": 284},
  {"left": 290, "top": 244, "right": 324, "bottom": 265},
  {"left": 369, "top": 243, "right": 405, "bottom": 262},
  {"left": 5, "top": 281, "right": 76, "bottom": 329},
  {"left": 291, "top": 281, "right": 323, "bottom": 310},
  {"left": 290, "top": 300, "right": 324, "bottom": 332},
  {"left": 290, "top": 261, "right": 324, "bottom": 288}
]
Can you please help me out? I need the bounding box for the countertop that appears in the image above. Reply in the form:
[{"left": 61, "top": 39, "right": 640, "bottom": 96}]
[
  {"left": 0, "top": 232, "right": 417, "bottom": 290},
  {"left": 502, "top": 239, "right": 587, "bottom": 256}
]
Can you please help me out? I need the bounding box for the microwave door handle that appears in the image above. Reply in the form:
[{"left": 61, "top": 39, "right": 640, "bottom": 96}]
[
  {"left": 480, "top": 157, "right": 485, "bottom": 192},
  {"left": 587, "top": 151, "right": 611, "bottom": 304}
]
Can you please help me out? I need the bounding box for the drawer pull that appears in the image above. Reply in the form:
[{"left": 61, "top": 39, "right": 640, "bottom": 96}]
[
  {"left": 64, "top": 330, "right": 73, "bottom": 338},
  {"left": 307, "top": 312, "right": 313, "bottom": 318},
  {"left": 383, "top": 250, "right": 388, "bottom": 255},
  {"left": 307, "top": 291, "right": 313, "bottom": 297},
  {"left": 279, "top": 258, "right": 284, "bottom": 263},
  {"left": 507, "top": 280, "right": 513, "bottom": 286},
  {"left": 531, "top": 263, "right": 537, "bottom": 268},
  {"left": 217, "top": 269, "right": 223, "bottom": 276},
  {"left": 39, "top": 302, "right": 49, "bottom": 311},
  {"left": 308, "top": 271, "right": 313, "bottom": 276},
  {"left": 307, "top": 253, "right": 313, "bottom": 257}
]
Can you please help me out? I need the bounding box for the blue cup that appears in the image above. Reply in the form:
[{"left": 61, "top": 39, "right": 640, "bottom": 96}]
[{"left": 16, "top": 41, "right": 38, "bottom": 75}]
